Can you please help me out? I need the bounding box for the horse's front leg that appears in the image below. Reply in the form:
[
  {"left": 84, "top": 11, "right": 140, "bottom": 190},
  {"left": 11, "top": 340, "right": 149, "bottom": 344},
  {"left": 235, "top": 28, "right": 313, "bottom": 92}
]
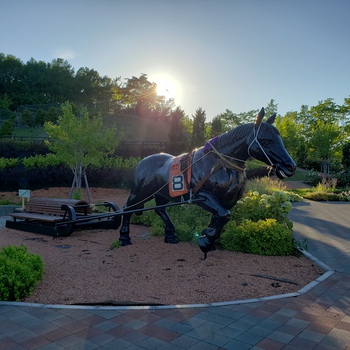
[
  {"left": 155, "top": 197, "right": 179, "bottom": 244},
  {"left": 196, "top": 192, "right": 231, "bottom": 255}
]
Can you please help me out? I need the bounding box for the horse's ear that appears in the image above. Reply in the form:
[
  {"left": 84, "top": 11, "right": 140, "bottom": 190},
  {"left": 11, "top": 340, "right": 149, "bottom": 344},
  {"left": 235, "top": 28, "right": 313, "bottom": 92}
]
[
  {"left": 255, "top": 107, "right": 265, "bottom": 125},
  {"left": 266, "top": 113, "right": 276, "bottom": 124}
]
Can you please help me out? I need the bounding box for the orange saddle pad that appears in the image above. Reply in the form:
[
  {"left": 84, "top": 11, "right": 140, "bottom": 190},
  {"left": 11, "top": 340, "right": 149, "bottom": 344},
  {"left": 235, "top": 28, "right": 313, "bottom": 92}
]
[{"left": 168, "top": 152, "right": 193, "bottom": 197}]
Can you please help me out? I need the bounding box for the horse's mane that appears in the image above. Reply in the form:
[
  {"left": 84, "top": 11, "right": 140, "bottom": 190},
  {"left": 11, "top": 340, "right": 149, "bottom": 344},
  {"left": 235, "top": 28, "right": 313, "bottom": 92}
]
[{"left": 216, "top": 123, "right": 254, "bottom": 150}]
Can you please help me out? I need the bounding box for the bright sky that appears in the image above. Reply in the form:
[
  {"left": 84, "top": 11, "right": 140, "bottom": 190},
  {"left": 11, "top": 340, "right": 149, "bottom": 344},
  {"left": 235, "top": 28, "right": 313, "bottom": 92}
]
[{"left": 1, "top": 0, "right": 349, "bottom": 120}]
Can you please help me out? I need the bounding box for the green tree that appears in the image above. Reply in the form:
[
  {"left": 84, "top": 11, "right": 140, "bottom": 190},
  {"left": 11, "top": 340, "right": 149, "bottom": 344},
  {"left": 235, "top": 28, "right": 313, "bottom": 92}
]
[
  {"left": 46, "top": 106, "right": 59, "bottom": 123},
  {"left": 216, "top": 109, "right": 241, "bottom": 130},
  {"left": 113, "top": 73, "right": 174, "bottom": 119},
  {"left": 191, "top": 107, "right": 206, "bottom": 148},
  {"left": 342, "top": 143, "right": 350, "bottom": 168},
  {"left": 305, "top": 99, "right": 348, "bottom": 172},
  {"left": 168, "top": 107, "right": 188, "bottom": 154},
  {"left": 20, "top": 109, "right": 34, "bottom": 128},
  {"left": 74, "top": 67, "right": 113, "bottom": 110},
  {"left": 34, "top": 109, "right": 46, "bottom": 126},
  {"left": 309, "top": 119, "right": 342, "bottom": 173},
  {"left": 209, "top": 115, "right": 224, "bottom": 138},
  {"left": 44, "top": 101, "right": 121, "bottom": 201},
  {"left": 265, "top": 99, "right": 278, "bottom": 118},
  {"left": 0, "top": 54, "right": 26, "bottom": 108},
  {"left": 281, "top": 98, "right": 350, "bottom": 172},
  {"left": 46, "top": 58, "right": 75, "bottom": 103},
  {"left": 0, "top": 94, "right": 12, "bottom": 109},
  {"left": 115, "top": 74, "right": 158, "bottom": 117},
  {"left": 0, "top": 117, "right": 15, "bottom": 137},
  {"left": 24, "top": 58, "right": 50, "bottom": 104},
  {"left": 276, "top": 111, "right": 304, "bottom": 164}
]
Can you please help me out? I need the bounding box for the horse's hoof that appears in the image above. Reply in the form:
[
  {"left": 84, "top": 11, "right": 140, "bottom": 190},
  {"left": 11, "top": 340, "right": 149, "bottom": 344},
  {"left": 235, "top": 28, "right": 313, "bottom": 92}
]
[
  {"left": 119, "top": 239, "right": 132, "bottom": 246},
  {"left": 198, "top": 235, "right": 214, "bottom": 254},
  {"left": 164, "top": 236, "right": 179, "bottom": 244}
]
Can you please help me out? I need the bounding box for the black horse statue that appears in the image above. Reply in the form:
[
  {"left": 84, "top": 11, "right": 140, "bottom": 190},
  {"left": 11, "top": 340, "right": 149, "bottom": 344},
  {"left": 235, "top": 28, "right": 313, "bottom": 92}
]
[{"left": 120, "top": 107, "right": 296, "bottom": 256}]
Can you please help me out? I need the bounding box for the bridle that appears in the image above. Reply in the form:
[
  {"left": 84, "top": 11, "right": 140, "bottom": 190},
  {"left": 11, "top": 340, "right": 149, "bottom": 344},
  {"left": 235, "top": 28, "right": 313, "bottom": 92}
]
[{"left": 247, "top": 123, "right": 274, "bottom": 167}]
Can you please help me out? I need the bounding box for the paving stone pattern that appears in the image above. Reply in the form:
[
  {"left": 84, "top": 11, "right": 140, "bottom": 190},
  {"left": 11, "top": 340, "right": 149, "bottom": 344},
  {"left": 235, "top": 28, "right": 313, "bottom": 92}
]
[{"left": 1, "top": 200, "right": 350, "bottom": 349}]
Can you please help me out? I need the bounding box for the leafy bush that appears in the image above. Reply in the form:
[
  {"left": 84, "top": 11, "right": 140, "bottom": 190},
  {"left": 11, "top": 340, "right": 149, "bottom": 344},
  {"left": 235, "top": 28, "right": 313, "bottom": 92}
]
[
  {"left": 305, "top": 169, "right": 341, "bottom": 189},
  {"left": 221, "top": 219, "right": 294, "bottom": 256},
  {"left": 246, "top": 176, "right": 287, "bottom": 193},
  {"left": 232, "top": 191, "right": 293, "bottom": 229},
  {"left": 303, "top": 192, "right": 342, "bottom": 201},
  {"left": 0, "top": 245, "right": 44, "bottom": 301},
  {"left": 246, "top": 177, "right": 303, "bottom": 202},
  {"left": 219, "top": 190, "right": 296, "bottom": 255},
  {"left": 333, "top": 169, "right": 350, "bottom": 187},
  {"left": 0, "top": 157, "right": 20, "bottom": 169},
  {"left": 0, "top": 198, "right": 13, "bottom": 205},
  {"left": 0, "top": 140, "right": 49, "bottom": 158},
  {"left": 128, "top": 185, "right": 302, "bottom": 256},
  {"left": 131, "top": 199, "right": 210, "bottom": 242},
  {"left": 98, "top": 156, "right": 141, "bottom": 169},
  {"left": 0, "top": 155, "right": 140, "bottom": 190},
  {"left": 22, "top": 153, "right": 61, "bottom": 169},
  {"left": 304, "top": 169, "right": 322, "bottom": 186},
  {"left": 339, "top": 190, "right": 350, "bottom": 201}
]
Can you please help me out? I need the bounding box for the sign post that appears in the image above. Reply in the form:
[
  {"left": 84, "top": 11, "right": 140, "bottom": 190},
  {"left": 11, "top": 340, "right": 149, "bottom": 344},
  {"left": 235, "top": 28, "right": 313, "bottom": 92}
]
[{"left": 19, "top": 189, "right": 30, "bottom": 209}]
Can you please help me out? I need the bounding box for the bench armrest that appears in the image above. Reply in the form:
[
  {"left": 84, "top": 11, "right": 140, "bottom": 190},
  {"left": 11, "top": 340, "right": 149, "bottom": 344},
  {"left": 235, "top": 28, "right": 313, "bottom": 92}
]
[{"left": 61, "top": 204, "right": 77, "bottom": 221}]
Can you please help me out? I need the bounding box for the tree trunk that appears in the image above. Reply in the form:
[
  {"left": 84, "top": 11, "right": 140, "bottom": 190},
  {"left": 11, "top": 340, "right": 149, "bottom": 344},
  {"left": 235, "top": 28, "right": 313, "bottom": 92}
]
[{"left": 69, "top": 162, "right": 92, "bottom": 202}]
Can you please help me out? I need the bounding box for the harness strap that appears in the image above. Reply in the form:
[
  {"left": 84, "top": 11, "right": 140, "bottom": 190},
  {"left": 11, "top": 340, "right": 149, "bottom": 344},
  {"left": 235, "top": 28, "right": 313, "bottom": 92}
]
[
  {"left": 192, "top": 138, "right": 247, "bottom": 194},
  {"left": 247, "top": 124, "right": 274, "bottom": 167},
  {"left": 192, "top": 159, "right": 224, "bottom": 194},
  {"left": 208, "top": 141, "right": 245, "bottom": 172}
]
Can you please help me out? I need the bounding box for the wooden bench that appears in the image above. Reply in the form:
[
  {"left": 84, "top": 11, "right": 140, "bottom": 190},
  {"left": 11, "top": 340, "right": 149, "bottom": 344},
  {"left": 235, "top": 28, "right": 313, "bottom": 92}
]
[
  {"left": 6, "top": 197, "right": 121, "bottom": 237},
  {"left": 9, "top": 198, "right": 92, "bottom": 222}
]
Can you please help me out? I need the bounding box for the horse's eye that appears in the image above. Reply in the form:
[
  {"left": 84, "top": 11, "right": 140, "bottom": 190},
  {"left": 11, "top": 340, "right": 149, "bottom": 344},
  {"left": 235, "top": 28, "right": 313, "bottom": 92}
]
[{"left": 260, "top": 140, "right": 272, "bottom": 147}]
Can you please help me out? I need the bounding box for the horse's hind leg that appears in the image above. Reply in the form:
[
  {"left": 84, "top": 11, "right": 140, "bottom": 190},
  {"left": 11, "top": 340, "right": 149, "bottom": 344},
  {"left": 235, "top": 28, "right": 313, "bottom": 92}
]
[
  {"left": 155, "top": 196, "right": 179, "bottom": 244},
  {"left": 119, "top": 192, "right": 143, "bottom": 246},
  {"left": 119, "top": 211, "right": 133, "bottom": 246}
]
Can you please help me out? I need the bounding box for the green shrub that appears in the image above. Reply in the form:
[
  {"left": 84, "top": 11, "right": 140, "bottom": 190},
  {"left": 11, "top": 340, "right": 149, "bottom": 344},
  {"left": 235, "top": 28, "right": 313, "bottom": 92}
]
[
  {"left": 131, "top": 190, "right": 295, "bottom": 250},
  {"left": 130, "top": 200, "right": 210, "bottom": 241},
  {"left": 131, "top": 200, "right": 210, "bottom": 242},
  {"left": 22, "top": 153, "right": 61, "bottom": 169},
  {"left": 303, "top": 192, "right": 341, "bottom": 201},
  {"left": 339, "top": 190, "right": 350, "bottom": 201},
  {"left": 0, "top": 157, "right": 20, "bottom": 169},
  {"left": 221, "top": 219, "right": 294, "bottom": 256},
  {"left": 246, "top": 176, "right": 287, "bottom": 194},
  {"left": 0, "top": 245, "right": 44, "bottom": 301},
  {"left": 0, "top": 199, "right": 12, "bottom": 205},
  {"left": 232, "top": 191, "right": 293, "bottom": 229},
  {"left": 98, "top": 156, "right": 141, "bottom": 169},
  {"left": 247, "top": 177, "right": 303, "bottom": 202}
]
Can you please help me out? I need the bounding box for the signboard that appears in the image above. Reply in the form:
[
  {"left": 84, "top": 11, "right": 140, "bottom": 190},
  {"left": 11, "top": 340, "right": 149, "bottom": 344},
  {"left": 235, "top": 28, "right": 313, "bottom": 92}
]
[{"left": 19, "top": 189, "right": 31, "bottom": 198}]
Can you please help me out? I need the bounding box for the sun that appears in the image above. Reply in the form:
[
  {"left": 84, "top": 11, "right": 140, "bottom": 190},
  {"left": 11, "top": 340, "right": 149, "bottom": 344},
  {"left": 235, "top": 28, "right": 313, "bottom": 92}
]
[{"left": 152, "top": 74, "right": 178, "bottom": 100}]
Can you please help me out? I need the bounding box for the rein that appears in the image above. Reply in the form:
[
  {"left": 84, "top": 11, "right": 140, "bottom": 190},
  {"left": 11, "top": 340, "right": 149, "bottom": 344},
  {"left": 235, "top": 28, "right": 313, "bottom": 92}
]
[{"left": 192, "top": 141, "right": 246, "bottom": 194}]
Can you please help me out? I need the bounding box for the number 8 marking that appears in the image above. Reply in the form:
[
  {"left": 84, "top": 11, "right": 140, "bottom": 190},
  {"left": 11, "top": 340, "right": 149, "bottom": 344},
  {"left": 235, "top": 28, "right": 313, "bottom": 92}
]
[{"left": 172, "top": 175, "right": 184, "bottom": 191}]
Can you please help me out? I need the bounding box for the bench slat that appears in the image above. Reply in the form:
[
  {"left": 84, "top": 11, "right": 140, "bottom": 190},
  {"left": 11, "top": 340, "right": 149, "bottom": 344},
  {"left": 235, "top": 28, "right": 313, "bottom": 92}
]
[
  {"left": 10, "top": 197, "right": 92, "bottom": 222},
  {"left": 10, "top": 212, "right": 65, "bottom": 222}
]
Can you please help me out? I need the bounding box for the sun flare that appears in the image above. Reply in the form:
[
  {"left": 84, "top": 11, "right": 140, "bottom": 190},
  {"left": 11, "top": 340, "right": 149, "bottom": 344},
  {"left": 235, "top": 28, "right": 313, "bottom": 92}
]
[{"left": 152, "top": 74, "right": 178, "bottom": 100}]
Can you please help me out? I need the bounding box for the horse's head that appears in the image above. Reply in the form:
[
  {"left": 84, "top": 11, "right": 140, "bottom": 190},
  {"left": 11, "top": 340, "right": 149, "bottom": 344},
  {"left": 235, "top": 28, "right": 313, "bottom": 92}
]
[{"left": 247, "top": 108, "right": 296, "bottom": 179}]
